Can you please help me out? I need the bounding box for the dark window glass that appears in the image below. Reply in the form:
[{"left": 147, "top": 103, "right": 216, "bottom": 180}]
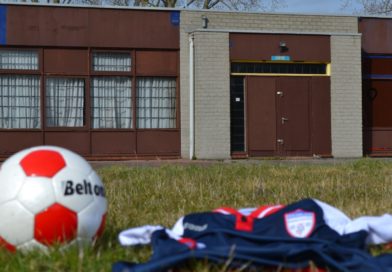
[
  {"left": 231, "top": 63, "right": 327, "bottom": 75},
  {"left": 230, "top": 77, "right": 245, "bottom": 152}
]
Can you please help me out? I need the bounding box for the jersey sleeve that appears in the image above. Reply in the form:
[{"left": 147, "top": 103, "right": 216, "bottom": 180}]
[
  {"left": 118, "top": 225, "right": 164, "bottom": 246},
  {"left": 345, "top": 214, "right": 392, "bottom": 245}
]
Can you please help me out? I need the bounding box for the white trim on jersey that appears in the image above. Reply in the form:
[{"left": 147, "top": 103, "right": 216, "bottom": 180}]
[
  {"left": 313, "top": 199, "right": 352, "bottom": 235},
  {"left": 256, "top": 205, "right": 285, "bottom": 218},
  {"left": 119, "top": 225, "right": 163, "bottom": 246},
  {"left": 314, "top": 199, "right": 392, "bottom": 245},
  {"left": 344, "top": 214, "right": 392, "bottom": 245},
  {"left": 171, "top": 216, "right": 185, "bottom": 236}
]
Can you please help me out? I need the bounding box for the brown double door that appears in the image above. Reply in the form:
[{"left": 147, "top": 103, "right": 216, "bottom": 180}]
[{"left": 247, "top": 77, "right": 312, "bottom": 157}]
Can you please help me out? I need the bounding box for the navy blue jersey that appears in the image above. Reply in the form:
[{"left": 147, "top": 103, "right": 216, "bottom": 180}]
[{"left": 113, "top": 199, "right": 392, "bottom": 272}]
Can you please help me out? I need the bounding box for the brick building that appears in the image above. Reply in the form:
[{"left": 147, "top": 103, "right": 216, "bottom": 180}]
[{"left": 0, "top": 3, "right": 389, "bottom": 159}]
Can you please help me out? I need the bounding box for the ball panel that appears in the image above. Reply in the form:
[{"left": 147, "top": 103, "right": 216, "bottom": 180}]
[
  {"left": 0, "top": 165, "right": 26, "bottom": 205},
  {"left": 20, "top": 150, "right": 66, "bottom": 178},
  {"left": 93, "top": 213, "right": 107, "bottom": 241},
  {"left": 88, "top": 170, "right": 105, "bottom": 188},
  {"left": 0, "top": 236, "right": 16, "bottom": 252},
  {"left": 34, "top": 203, "right": 77, "bottom": 246},
  {"left": 53, "top": 147, "right": 92, "bottom": 177},
  {"left": 77, "top": 196, "right": 107, "bottom": 239},
  {"left": 17, "top": 239, "right": 47, "bottom": 252},
  {"left": 17, "top": 177, "right": 56, "bottom": 214},
  {"left": 0, "top": 200, "right": 34, "bottom": 246},
  {"left": 52, "top": 169, "right": 94, "bottom": 212},
  {"left": 0, "top": 147, "right": 36, "bottom": 170},
  {"left": 88, "top": 171, "right": 106, "bottom": 200}
]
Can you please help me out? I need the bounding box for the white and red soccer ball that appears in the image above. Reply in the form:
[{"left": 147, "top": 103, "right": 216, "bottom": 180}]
[{"left": 0, "top": 146, "right": 107, "bottom": 252}]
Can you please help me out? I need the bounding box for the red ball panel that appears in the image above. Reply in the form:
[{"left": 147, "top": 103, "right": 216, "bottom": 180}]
[
  {"left": 93, "top": 213, "right": 107, "bottom": 241},
  {"left": 34, "top": 203, "right": 77, "bottom": 246},
  {"left": 20, "top": 150, "right": 66, "bottom": 178},
  {"left": 0, "top": 236, "right": 16, "bottom": 252}
]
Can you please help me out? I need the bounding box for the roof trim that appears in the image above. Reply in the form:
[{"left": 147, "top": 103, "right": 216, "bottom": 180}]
[
  {"left": 3, "top": 2, "right": 392, "bottom": 20},
  {"left": 0, "top": 2, "right": 181, "bottom": 12},
  {"left": 0, "top": 2, "right": 359, "bottom": 18}
]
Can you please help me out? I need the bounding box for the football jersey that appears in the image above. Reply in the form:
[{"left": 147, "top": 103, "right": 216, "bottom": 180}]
[{"left": 113, "top": 198, "right": 392, "bottom": 272}]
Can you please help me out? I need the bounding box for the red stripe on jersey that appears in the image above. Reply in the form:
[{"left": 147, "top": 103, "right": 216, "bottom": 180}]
[
  {"left": 178, "top": 237, "right": 197, "bottom": 250},
  {"left": 250, "top": 205, "right": 285, "bottom": 218},
  {"left": 214, "top": 205, "right": 285, "bottom": 232}
]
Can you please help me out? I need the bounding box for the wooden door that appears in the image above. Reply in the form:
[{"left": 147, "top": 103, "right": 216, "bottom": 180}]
[
  {"left": 277, "top": 77, "right": 311, "bottom": 156},
  {"left": 247, "top": 77, "right": 311, "bottom": 157},
  {"left": 247, "top": 77, "right": 277, "bottom": 156}
]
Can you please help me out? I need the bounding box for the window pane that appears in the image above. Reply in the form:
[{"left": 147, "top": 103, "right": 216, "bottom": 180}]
[
  {"left": 46, "top": 78, "right": 85, "bottom": 127},
  {"left": 0, "top": 50, "right": 38, "bottom": 70},
  {"left": 91, "top": 77, "right": 132, "bottom": 129},
  {"left": 137, "top": 77, "right": 176, "bottom": 129},
  {"left": 0, "top": 75, "right": 40, "bottom": 129},
  {"left": 231, "top": 62, "right": 327, "bottom": 75},
  {"left": 92, "top": 52, "right": 131, "bottom": 72}
]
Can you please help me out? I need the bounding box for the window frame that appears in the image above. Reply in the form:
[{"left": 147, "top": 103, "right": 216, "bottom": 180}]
[
  {"left": 136, "top": 76, "right": 178, "bottom": 129},
  {"left": 0, "top": 48, "right": 41, "bottom": 73},
  {"left": 0, "top": 47, "right": 180, "bottom": 132},
  {"left": 90, "top": 50, "right": 133, "bottom": 76},
  {"left": 90, "top": 75, "right": 133, "bottom": 130},
  {"left": 230, "top": 61, "right": 330, "bottom": 77},
  {"left": 89, "top": 50, "right": 135, "bottom": 131},
  {"left": 134, "top": 49, "right": 179, "bottom": 131},
  {"left": 0, "top": 48, "right": 42, "bottom": 131},
  {"left": 43, "top": 75, "right": 89, "bottom": 131}
]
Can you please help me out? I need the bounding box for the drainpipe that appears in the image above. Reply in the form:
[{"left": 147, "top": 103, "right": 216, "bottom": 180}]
[{"left": 189, "top": 34, "right": 195, "bottom": 160}]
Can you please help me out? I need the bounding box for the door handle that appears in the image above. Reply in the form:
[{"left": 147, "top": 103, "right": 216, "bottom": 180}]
[
  {"left": 277, "top": 139, "right": 284, "bottom": 144},
  {"left": 276, "top": 91, "right": 283, "bottom": 97},
  {"left": 281, "top": 117, "right": 289, "bottom": 124}
]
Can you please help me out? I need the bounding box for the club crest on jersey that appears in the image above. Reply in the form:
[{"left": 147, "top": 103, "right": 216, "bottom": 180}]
[{"left": 284, "top": 209, "right": 315, "bottom": 238}]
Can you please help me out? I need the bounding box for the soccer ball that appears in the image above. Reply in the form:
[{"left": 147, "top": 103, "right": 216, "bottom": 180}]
[{"left": 0, "top": 146, "right": 107, "bottom": 252}]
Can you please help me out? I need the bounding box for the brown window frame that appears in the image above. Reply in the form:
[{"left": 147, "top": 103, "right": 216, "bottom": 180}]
[
  {"left": 0, "top": 47, "right": 179, "bottom": 132},
  {"left": 43, "top": 75, "right": 88, "bottom": 131},
  {"left": 90, "top": 50, "right": 133, "bottom": 76},
  {"left": 90, "top": 49, "right": 179, "bottom": 131},
  {"left": 0, "top": 48, "right": 42, "bottom": 131},
  {"left": 90, "top": 50, "right": 134, "bottom": 131},
  {"left": 0, "top": 48, "right": 41, "bottom": 72}
]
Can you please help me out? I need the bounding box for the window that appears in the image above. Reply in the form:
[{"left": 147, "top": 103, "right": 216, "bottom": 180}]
[
  {"left": 0, "top": 49, "right": 179, "bottom": 132},
  {"left": 0, "top": 75, "right": 40, "bottom": 129},
  {"left": 0, "top": 50, "right": 40, "bottom": 129},
  {"left": 91, "top": 77, "right": 132, "bottom": 129},
  {"left": 46, "top": 78, "right": 85, "bottom": 127},
  {"left": 0, "top": 50, "right": 38, "bottom": 70},
  {"left": 137, "top": 78, "right": 176, "bottom": 128},
  {"left": 92, "top": 52, "right": 131, "bottom": 72},
  {"left": 231, "top": 62, "right": 327, "bottom": 75}
]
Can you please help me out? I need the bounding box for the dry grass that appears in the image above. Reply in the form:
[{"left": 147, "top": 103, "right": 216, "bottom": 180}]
[
  {"left": 1, "top": 158, "right": 392, "bottom": 271},
  {"left": 104, "top": 158, "right": 392, "bottom": 229}
]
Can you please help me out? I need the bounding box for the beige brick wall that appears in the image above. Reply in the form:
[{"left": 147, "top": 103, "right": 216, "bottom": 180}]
[
  {"left": 193, "top": 32, "right": 230, "bottom": 159},
  {"left": 330, "top": 35, "right": 363, "bottom": 158},
  {"left": 180, "top": 10, "right": 361, "bottom": 159},
  {"left": 181, "top": 10, "right": 358, "bottom": 34}
]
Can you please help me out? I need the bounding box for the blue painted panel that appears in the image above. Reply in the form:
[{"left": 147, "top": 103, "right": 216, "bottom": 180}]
[
  {"left": 170, "top": 11, "right": 180, "bottom": 26},
  {"left": 0, "top": 5, "right": 6, "bottom": 45},
  {"left": 271, "top": 55, "right": 291, "bottom": 61},
  {"left": 364, "top": 55, "right": 392, "bottom": 59},
  {"left": 365, "top": 74, "right": 392, "bottom": 79}
]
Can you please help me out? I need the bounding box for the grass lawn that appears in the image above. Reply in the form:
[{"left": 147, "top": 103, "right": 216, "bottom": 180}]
[{"left": 1, "top": 158, "right": 392, "bottom": 271}]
